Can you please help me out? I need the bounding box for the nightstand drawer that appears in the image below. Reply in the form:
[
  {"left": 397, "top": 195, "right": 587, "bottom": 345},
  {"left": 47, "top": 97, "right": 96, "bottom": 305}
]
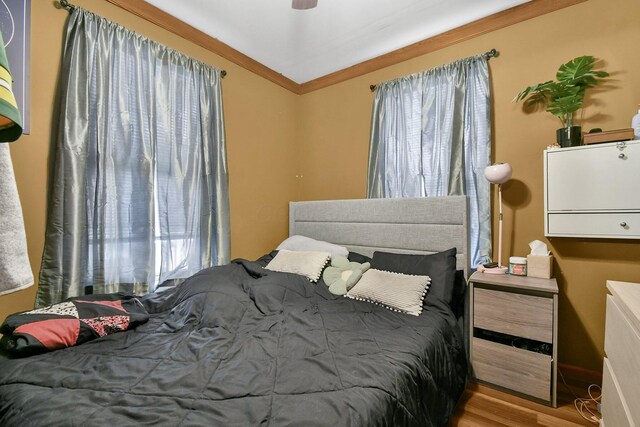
[
  {"left": 474, "top": 287, "right": 553, "bottom": 343},
  {"left": 472, "top": 338, "right": 551, "bottom": 401}
]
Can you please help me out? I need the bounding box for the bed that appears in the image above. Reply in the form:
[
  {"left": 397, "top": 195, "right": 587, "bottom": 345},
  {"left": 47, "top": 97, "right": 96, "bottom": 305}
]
[{"left": 0, "top": 196, "right": 469, "bottom": 426}]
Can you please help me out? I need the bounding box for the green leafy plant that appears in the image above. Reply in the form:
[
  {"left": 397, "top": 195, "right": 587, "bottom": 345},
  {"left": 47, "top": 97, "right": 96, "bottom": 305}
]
[{"left": 514, "top": 56, "right": 609, "bottom": 128}]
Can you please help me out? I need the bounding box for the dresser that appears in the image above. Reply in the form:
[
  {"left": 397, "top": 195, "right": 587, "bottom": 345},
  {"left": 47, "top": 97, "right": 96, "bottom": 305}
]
[
  {"left": 601, "top": 280, "right": 640, "bottom": 427},
  {"left": 469, "top": 272, "right": 558, "bottom": 406},
  {"left": 544, "top": 140, "right": 640, "bottom": 238}
]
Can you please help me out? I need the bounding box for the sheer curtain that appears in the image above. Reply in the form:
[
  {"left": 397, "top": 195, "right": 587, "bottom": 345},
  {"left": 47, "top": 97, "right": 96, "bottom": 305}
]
[
  {"left": 37, "top": 9, "right": 230, "bottom": 306},
  {"left": 367, "top": 55, "right": 491, "bottom": 267}
]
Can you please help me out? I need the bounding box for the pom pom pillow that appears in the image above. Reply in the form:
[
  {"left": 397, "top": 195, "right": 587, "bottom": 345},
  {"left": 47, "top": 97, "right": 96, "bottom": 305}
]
[
  {"left": 346, "top": 269, "right": 431, "bottom": 316},
  {"left": 265, "top": 249, "right": 331, "bottom": 282}
]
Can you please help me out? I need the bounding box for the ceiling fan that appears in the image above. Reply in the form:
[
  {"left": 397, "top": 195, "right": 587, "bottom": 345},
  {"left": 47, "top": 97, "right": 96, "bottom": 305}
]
[{"left": 292, "top": 0, "right": 318, "bottom": 10}]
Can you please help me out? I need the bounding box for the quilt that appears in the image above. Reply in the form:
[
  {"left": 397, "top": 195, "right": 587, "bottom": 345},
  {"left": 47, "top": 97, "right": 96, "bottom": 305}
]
[{"left": 0, "top": 256, "right": 467, "bottom": 426}]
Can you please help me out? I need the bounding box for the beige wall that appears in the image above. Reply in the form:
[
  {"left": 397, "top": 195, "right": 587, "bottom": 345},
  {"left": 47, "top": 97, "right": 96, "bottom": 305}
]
[
  {"left": 2, "top": 0, "right": 639, "bottom": 372},
  {"left": 0, "top": 0, "right": 299, "bottom": 323},
  {"left": 296, "top": 0, "right": 640, "bottom": 371}
]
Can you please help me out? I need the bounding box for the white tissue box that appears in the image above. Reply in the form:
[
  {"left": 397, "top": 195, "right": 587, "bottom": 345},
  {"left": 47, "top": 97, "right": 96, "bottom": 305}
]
[{"left": 527, "top": 255, "right": 553, "bottom": 279}]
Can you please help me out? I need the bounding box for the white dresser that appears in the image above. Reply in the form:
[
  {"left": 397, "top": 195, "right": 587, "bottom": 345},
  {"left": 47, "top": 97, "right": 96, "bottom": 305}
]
[
  {"left": 544, "top": 140, "right": 640, "bottom": 238},
  {"left": 601, "top": 280, "right": 640, "bottom": 427}
]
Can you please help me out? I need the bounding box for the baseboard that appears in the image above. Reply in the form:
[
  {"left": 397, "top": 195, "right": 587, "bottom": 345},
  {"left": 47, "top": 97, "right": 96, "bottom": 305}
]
[{"left": 558, "top": 363, "right": 602, "bottom": 388}]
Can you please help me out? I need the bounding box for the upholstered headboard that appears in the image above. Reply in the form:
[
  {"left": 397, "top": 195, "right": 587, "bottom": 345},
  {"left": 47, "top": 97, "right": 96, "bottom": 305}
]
[{"left": 289, "top": 196, "right": 469, "bottom": 278}]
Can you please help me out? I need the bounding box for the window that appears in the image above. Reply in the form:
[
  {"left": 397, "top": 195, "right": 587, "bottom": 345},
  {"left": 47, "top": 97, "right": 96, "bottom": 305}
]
[
  {"left": 367, "top": 56, "right": 492, "bottom": 267},
  {"left": 37, "top": 10, "right": 230, "bottom": 305}
]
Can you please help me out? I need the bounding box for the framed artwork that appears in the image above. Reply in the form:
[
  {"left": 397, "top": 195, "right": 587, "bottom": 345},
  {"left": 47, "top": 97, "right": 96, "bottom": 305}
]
[{"left": 0, "top": 0, "right": 30, "bottom": 134}]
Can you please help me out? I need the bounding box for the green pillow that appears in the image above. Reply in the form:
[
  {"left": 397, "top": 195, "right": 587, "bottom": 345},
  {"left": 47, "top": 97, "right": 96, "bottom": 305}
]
[{"left": 322, "top": 256, "right": 370, "bottom": 295}]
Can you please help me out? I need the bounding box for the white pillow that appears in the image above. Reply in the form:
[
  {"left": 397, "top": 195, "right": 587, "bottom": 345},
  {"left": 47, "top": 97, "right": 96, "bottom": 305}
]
[
  {"left": 277, "top": 235, "right": 348, "bottom": 260},
  {"left": 265, "top": 249, "right": 330, "bottom": 282},
  {"left": 346, "top": 269, "right": 430, "bottom": 316}
]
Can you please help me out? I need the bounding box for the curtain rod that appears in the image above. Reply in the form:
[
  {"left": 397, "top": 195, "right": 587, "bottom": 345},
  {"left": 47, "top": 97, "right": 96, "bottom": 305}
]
[
  {"left": 369, "top": 48, "right": 498, "bottom": 92},
  {"left": 55, "top": 0, "right": 76, "bottom": 13},
  {"left": 53, "top": 0, "right": 227, "bottom": 79}
]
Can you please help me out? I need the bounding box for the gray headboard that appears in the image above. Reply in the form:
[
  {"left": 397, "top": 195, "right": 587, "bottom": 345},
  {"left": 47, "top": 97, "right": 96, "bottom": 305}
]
[{"left": 289, "top": 196, "right": 469, "bottom": 277}]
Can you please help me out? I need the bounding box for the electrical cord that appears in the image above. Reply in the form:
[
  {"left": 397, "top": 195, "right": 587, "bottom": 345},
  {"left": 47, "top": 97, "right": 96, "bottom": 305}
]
[{"left": 558, "top": 368, "right": 601, "bottom": 424}]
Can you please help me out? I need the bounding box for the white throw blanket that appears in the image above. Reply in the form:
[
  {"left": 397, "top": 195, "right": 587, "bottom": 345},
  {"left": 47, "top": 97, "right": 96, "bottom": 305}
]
[{"left": 0, "top": 144, "right": 33, "bottom": 295}]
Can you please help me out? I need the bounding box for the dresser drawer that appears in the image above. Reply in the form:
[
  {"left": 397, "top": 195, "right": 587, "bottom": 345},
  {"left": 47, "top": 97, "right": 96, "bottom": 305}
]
[
  {"left": 472, "top": 338, "right": 551, "bottom": 401},
  {"left": 604, "top": 295, "right": 640, "bottom": 425},
  {"left": 474, "top": 287, "right": 553, "bottom": 343},
  {"left": 546, "top": 141, "right": 640, "bottom": 211},
  {"left": 547, "top": 213, "right": 640, "bottom": 238},
  {"left": 602, "top": 357, "right": 633, "bottom": 427}
]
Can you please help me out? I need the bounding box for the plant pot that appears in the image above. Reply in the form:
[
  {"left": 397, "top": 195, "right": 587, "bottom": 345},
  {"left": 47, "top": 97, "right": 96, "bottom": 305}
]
[{"left": 556, "top": 126, "right": 582, "bottom": 147}]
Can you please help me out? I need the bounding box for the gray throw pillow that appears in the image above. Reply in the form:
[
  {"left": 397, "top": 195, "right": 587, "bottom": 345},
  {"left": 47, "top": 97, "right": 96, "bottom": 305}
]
[{"left": 371, "top": 248, "right": 457, "bottom": 307}]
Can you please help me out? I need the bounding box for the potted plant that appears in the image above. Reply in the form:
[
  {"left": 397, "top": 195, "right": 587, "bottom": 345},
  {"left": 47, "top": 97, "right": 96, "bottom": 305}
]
[{"left": 514, "top": 55, "right": 608, "bottom": 147}]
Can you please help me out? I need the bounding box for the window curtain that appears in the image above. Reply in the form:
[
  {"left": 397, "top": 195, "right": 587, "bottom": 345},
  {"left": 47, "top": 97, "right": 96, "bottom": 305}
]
[
  {"left": 367, "top": 55, "right": 491, "bottom": 267},
  {"left": 37, "top": 9, "right": 230, "bottom": 306}
]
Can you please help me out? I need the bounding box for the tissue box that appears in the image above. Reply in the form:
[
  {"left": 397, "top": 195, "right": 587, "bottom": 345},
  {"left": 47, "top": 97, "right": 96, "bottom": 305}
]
[{"left": 527, "top": 255, "right": 553, "bottom": 279}]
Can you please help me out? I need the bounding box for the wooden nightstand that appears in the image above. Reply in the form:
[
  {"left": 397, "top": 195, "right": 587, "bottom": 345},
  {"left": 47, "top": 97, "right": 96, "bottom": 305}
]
[{"left": 469, "top": 271, "right": 558, "bottom": 407}]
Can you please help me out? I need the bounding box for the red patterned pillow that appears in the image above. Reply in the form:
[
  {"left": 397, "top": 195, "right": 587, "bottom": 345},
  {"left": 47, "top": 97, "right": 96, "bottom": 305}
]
[{"left": 0, "top": 293, "right": 149, "bottom": 357}]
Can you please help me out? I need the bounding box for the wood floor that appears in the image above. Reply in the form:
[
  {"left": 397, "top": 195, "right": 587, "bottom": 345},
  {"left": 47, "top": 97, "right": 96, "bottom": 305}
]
[{"left": 450, "top": 381, "right": 599, "bottom": 426}]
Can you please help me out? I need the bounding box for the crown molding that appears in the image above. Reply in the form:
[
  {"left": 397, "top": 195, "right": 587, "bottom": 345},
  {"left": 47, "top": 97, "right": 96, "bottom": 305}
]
[
  {"left": 105, "top": 0, "right": 301, "bottom": 94},
  {"left": 106, "top": 0, "right": 586, "bottom": 96},
  {"left": 298, "top": 0, "right": 587, "bottom": 94}
]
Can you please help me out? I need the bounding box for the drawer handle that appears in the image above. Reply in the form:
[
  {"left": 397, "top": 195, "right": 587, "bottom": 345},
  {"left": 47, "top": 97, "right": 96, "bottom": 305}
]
[
  {"left": 620, "top": 222, "right": 627, "bottom": 227},
  {"left": 618, "top": 153, "right": 626, "bottom": 159}
]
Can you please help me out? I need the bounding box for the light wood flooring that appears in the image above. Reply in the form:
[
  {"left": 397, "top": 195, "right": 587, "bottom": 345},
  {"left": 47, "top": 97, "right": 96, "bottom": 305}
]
[{"left": 450, "top": 381, "right": 599, "bottom": 426}]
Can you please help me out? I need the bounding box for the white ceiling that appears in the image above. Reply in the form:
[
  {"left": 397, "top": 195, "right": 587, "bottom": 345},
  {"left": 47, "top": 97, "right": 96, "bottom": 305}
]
[{"left": 145, "top": 0, "right": 530, "bottom": 84}]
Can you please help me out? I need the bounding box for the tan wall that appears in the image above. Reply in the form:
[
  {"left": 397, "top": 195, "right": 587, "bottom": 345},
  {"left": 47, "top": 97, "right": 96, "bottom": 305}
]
[
  {"left": 0, "top": 0, "right": 299, "bottom": 322},
  {"left": 2, "top": 0, "right": 639, "bottom": 372},
  {"left": 296, "top": 0, "right": 640, "bottom": 371}
]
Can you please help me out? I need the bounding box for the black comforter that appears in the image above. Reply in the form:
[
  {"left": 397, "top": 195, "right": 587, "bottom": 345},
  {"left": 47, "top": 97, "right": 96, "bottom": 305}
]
[{"left": 0, "top": 258, "right": 467, "bottom": 426}]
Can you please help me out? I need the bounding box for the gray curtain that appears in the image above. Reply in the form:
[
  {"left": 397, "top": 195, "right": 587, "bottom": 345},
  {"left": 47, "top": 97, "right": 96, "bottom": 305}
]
[
  {"left": 367, "top": 55, "right": 491, "bottom": 267},
  {"left": 37, "top": 9, "right": 230, "bottom": 306}
]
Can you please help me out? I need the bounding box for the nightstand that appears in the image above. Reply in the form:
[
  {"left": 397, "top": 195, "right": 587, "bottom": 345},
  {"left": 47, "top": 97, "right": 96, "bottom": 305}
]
[{"left": 469, "top": 271, "right": 558, "bottom": 407}]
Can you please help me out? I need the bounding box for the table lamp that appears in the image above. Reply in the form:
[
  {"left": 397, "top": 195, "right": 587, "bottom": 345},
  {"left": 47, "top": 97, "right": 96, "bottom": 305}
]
[{"left": 483, "top": 162, "right": 512, "bottom": 274}]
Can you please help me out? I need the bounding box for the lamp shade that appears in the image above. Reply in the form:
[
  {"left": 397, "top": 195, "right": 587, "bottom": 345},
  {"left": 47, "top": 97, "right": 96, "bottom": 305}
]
[
  {"left": 0, "top": 31, "right": 23, "bottom": 143},
  {"left": 484, "top": 163, "right": 512, "bottom": 184}
]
